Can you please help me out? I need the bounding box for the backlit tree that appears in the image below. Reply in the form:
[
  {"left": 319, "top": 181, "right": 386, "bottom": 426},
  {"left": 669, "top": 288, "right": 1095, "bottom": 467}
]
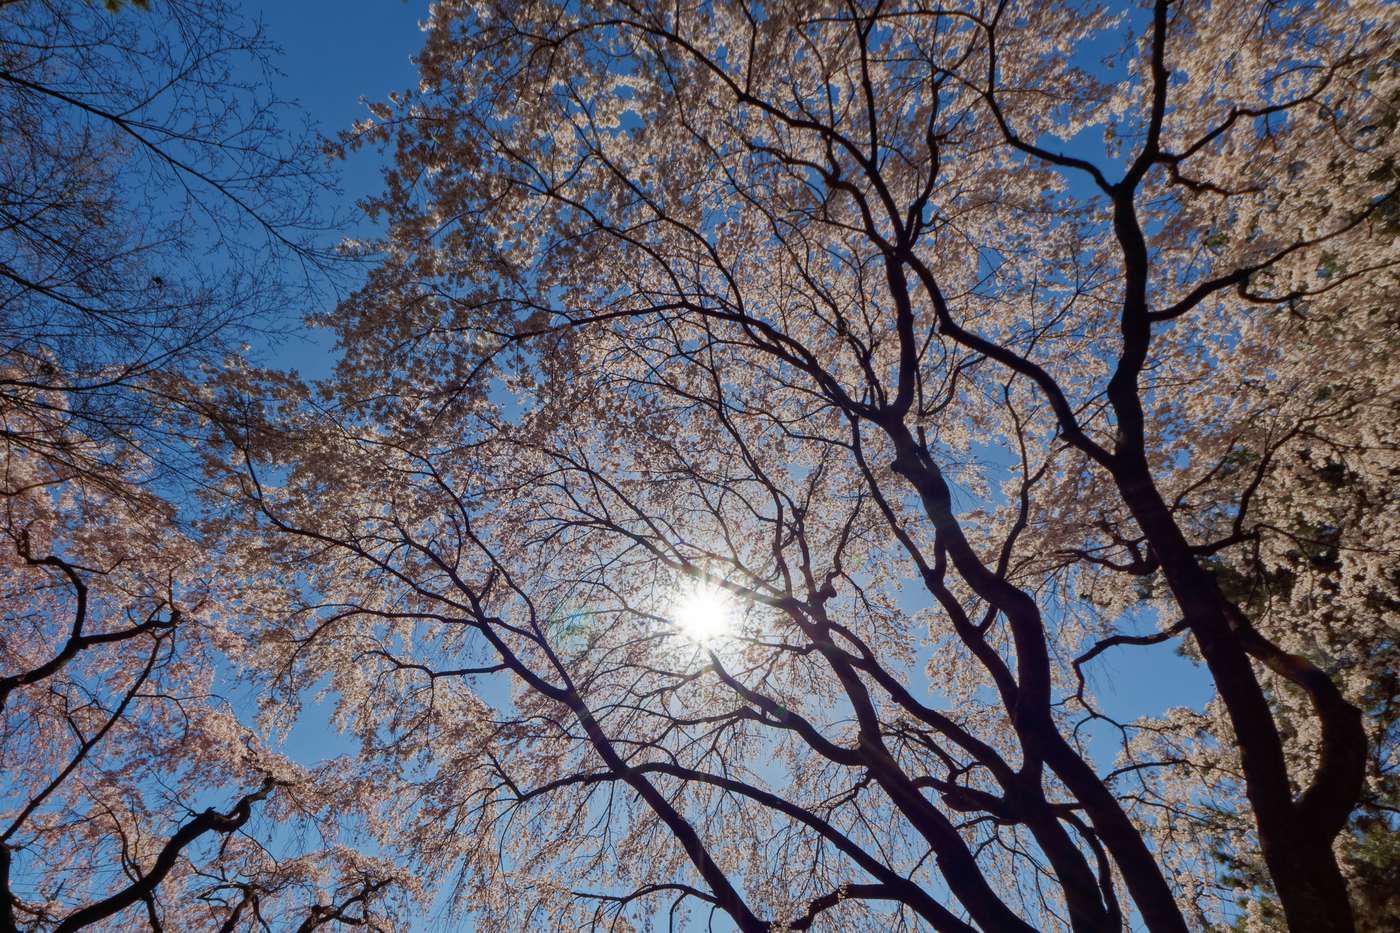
[
  {"left": 0, "top": 1, "right": 409, "bottom": 927},
  {"left": 214, "top": 0, "right": 1397, "bottom": 930}
]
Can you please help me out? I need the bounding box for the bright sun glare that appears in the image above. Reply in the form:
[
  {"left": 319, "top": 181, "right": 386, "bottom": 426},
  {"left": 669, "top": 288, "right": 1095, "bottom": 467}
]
[{"left": 672, "top": 582, "right": 735, "bottom": 644}]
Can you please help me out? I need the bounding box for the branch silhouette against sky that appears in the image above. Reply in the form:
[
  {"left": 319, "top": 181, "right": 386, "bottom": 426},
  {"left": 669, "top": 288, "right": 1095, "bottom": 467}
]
[{"left": 2, "top": 1, "right": 1396, "bottom": 931}]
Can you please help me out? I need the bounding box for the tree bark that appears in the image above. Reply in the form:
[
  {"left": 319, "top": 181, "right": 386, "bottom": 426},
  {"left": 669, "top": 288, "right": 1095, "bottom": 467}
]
[{"left": 1111, "top": 457, "right": 1363, "bottom": 933}]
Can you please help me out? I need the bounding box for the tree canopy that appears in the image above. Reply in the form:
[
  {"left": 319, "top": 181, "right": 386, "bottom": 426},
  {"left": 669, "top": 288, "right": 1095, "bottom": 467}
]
[
  {"left": 4, "top": 0, "right": 1398, "bottom": 930},
  {"left": 0, "top": 1, "right": 406, "bottom": 928}
]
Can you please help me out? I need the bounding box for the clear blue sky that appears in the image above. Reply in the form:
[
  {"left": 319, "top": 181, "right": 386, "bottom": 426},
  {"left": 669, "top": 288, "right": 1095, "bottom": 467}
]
[{"left": 248, "top": 0, "right": 432, "bottom": 379}]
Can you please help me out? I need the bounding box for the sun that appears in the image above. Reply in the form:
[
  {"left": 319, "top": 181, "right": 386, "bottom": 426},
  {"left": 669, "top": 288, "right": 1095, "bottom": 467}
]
[{"left": 671, "top": 582, "right": 736, "bottom": 644}]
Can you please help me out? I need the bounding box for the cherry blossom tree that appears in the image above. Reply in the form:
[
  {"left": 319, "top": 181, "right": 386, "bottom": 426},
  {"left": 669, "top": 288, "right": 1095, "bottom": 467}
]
[
  {"left": 0, "top": 1, "right": 409, "bottom": 928},
  {"left": 214, "top": 0, "right": 1396, "bottom": 930}
]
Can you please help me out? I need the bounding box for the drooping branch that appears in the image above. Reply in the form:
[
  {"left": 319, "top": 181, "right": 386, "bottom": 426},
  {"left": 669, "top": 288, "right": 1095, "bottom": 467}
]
[{"left": 51, "top": 778, "right": 279, "bottom": 933}]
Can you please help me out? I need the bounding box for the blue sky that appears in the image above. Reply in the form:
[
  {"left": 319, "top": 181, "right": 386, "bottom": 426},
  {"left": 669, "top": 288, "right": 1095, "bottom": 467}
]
[{"left": 246, "top": 0, "right": 432, "bottom": 379}]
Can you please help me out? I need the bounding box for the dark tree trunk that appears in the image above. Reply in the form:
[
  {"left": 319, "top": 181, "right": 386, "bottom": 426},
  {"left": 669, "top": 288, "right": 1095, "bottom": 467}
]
[{"left": 1111, "top": 458, "right": 1363, "bottom": 933}]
